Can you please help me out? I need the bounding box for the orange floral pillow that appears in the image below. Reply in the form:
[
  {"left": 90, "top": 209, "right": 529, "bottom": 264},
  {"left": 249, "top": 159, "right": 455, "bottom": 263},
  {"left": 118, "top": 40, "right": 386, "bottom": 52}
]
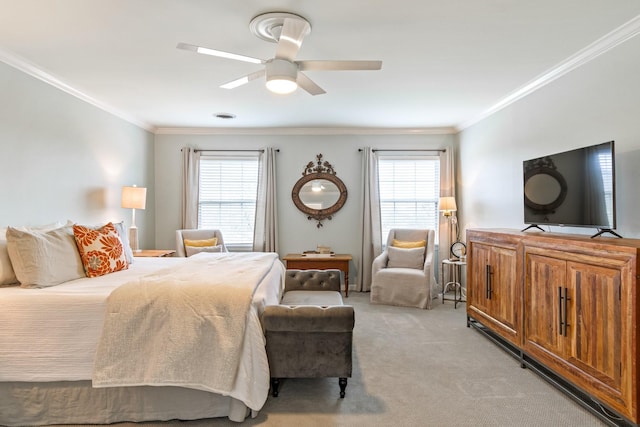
[{"left": 73, "top": 222, "right": 128, "bottom": 277}]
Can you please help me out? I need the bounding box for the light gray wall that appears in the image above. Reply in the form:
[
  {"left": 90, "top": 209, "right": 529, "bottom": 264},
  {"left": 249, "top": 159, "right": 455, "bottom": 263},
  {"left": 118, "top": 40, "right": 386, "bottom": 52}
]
[
  {"left": 154, "top": 132, "right": 455, "bottom": 283},
  {"left": 0, "top": 62, "right": 155, "bottom": 247},
  {"left": 458, "top": 34, "right": 640, "bottom": 239}
]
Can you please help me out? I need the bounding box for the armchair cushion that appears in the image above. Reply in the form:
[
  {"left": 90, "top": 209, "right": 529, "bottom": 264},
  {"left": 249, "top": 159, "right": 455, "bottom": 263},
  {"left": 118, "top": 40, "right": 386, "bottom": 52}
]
[
  {"left": 387, "top": 246, "right": 425, "bottom": 269},
  {"left": 392, "top": 239, "right": 426, "bottom": 248},
  {"left": 183, "top": 237, "right": 218, "bottom": 247},
  {"left": 185, "top": 245, "right": 223, "bottom": 257},
  {"left": 175, "top": 229, "right": 227, "bottom": 256}
]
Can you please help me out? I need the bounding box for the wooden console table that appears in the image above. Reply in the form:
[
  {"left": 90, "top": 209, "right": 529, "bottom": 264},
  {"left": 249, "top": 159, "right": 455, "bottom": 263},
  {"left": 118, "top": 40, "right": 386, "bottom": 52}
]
[{"left": 283, "top": 253, "right": 352, "bottom": 297}]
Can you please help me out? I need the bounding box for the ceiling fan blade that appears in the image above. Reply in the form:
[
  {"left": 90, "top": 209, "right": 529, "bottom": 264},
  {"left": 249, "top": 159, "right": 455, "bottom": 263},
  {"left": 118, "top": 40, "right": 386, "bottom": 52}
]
[
  {"left": 275, "top": 17, "right": 311, "bottom": 61},
  {"left": 298, "top": 60, "right": 383, "bottom": 71},
  {"left": 177, "top": 42, "right": 264, "bottom": 65},
  {"left": 297, "top": 72, "right": 326, "bottom": 96},
  {"left": 220, "top": 69, "right": 265, "bottom": 89}
]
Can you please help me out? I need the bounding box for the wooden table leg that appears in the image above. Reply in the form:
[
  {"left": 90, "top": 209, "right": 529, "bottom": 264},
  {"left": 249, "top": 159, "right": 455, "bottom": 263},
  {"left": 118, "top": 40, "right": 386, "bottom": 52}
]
[{"left": 345, "top": 271, "right": 349, "bottom": 298}]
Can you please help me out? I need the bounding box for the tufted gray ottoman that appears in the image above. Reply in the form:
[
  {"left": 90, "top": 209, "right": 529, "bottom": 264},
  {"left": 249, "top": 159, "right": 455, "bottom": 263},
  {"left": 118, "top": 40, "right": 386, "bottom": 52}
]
[{"left": 262, "top": 269, "right": 355, "bottom": 398}]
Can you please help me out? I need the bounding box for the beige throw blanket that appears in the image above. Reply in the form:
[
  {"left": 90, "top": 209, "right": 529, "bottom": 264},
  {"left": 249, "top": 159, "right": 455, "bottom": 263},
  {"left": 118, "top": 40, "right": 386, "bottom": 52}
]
[{"left": 92, "top": 252, "right": 278, "bottom": 394}]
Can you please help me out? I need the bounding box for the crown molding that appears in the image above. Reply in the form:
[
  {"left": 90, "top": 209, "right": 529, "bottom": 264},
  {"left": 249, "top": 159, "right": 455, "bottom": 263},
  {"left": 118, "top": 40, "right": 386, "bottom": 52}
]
[
  {"left": 0, "top": 48, "right": 155, "bottom": 132},
  {"left": 4, "top": 12, "right": 639, "bottom": 135},
  {"left": 154, "top": 126, "right": 457, "bottom": 135},
  {"left": 458, "top": 13, "right": 640, "bottom": 132}
]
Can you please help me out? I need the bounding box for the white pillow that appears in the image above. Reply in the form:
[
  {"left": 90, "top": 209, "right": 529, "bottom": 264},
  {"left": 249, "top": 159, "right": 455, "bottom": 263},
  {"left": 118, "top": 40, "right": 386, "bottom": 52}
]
[
  {"left": 112, "top": 221, "right": 134, "bottom": 264},
  {"left": 6, "top": 225, "right": 86, "bottom": 288},
  {"left": 387, "top": 246, "right": 425, "bottom": 269},
  {"left": 0, "top": 228, "right": 18, "bottom": 286},
  {"left": 185, "top": 245, "right": 223, "bottom": 257},
  {"left": 0, "top": 221, "right": 70, "bottom": 286},
  {"left": 17, "top": 221, "right": 69, "bottom": 232}
]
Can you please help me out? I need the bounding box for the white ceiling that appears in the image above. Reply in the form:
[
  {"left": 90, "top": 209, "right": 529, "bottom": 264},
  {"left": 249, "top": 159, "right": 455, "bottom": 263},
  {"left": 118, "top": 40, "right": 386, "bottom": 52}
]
[{"left": 1, "top": 1, "right": 639, "bottom": 133}]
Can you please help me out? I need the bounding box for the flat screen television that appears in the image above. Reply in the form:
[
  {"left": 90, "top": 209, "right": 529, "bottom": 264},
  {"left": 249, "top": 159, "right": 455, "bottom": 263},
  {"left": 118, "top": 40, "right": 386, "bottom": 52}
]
[{"left": 523, "top": 141, "right": 617, "bottom": 236}]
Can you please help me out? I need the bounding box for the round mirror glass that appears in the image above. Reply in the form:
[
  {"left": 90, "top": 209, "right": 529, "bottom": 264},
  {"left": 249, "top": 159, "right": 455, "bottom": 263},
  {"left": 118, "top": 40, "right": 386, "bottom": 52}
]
[
  {"left": 524, "top": 173, "right": 562, "bottom": 205},
  {"left": 299, "top": 179, "right": 341, "bottom": 209},
  {"left": 523, "top": 167, "right": 567, "bottom": 213}
]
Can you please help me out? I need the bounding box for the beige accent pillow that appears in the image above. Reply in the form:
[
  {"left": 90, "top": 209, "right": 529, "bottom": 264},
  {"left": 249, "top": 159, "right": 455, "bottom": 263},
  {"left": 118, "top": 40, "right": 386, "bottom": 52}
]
[
  {"left": 387, "top": 246, "right": 425, "bottom": 269},
  {"left": 392, "top": 239, "right": 426, "bottom": 249},
  {"left": 184, "top": 237, "right": 218, "bottom": 247},
  {"left": 73, "top": 223, "right": 128, "bottom": 278},
  {"left": 185, "top": 245, "right": 223, "bottom": 257},
  {"left": 6, "top": 226, "right": 86, "bottom": 288}
]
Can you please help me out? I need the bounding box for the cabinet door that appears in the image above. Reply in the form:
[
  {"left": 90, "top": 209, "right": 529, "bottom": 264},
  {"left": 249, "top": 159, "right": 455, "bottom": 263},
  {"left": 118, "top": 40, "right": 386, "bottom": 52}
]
[
  {"left": 468, "top": 242, "right": 491, "bottom": 313},
  {"left": 525, "top": 253, "right": 566, "bottom": 357},
  {"left": 467, "top": 241, "right": 519, "bottom": 345},
  {"left": 525, "top": 252, "right": 631, "bottom": 418},
  {"left": 489, "top": 246, "right": 519, "bottom": 333},
  {"left": 566, "top": 262, "right": 622, "bottom": 393}
]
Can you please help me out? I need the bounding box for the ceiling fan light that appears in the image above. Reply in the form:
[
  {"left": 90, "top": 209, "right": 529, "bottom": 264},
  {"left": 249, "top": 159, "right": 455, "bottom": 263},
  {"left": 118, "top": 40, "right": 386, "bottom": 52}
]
[
  {"left": 265, "top": 59, "right": 298, "bottom": 94},
  {"left": 266, "top": 77, "right": 298, "bottom": 94}
]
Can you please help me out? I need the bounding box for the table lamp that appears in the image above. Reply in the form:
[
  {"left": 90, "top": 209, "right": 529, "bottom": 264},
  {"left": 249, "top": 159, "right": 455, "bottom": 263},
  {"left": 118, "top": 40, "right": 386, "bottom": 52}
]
[{"left": 121, "top": 185, "right": 147, "bottom": 252}]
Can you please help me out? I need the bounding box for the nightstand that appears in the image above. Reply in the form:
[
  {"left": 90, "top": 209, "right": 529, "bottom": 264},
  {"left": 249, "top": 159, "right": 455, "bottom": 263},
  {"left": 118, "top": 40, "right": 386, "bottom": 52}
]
[{"left": 133, "top": 249, "right": 176, "bottom": 258}]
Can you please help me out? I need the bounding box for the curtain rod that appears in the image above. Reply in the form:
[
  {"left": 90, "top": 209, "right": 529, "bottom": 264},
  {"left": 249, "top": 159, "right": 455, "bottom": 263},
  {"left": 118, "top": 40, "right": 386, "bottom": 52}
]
[
  {"left": 358, "top": 148, "right": 446, "bottom": 153},
  {"left": 193, "top": 148, "right": 280, "bottom": 153}
]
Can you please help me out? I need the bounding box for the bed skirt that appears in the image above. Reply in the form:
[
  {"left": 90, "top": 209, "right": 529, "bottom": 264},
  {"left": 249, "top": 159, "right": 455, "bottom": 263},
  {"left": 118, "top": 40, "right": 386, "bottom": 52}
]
[{"left": 0, "top": 381, "right": 252, "bottom": 426}]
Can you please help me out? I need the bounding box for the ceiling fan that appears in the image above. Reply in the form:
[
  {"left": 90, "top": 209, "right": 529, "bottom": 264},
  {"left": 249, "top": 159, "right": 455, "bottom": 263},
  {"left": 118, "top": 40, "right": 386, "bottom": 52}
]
[{"left": 177, "top": 12, "right": 382, "bottom": 96}]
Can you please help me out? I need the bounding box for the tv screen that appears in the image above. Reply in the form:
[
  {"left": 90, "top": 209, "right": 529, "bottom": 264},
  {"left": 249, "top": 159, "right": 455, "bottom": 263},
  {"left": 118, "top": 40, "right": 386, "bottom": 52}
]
[{"left": 523, "top": 141, "right": 616, "bottom": 230}]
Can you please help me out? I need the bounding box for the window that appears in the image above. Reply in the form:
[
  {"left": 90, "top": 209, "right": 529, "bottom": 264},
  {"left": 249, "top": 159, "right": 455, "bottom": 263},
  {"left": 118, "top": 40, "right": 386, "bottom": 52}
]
[
  {"left": 198, "top": 154, "right": 260, "bottom": 250},
  {"left": 377, "top": 156, "right": 441, "bottom": 245},
  {"left": 597, "top": 150, "right": 614, "bottom": 227}
]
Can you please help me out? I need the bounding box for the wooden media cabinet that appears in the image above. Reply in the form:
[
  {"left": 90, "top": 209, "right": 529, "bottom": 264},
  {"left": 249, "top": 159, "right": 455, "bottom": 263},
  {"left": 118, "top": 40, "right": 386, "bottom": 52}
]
[{"left": 466, "top": 229, "right": 640, "bottom": 426}]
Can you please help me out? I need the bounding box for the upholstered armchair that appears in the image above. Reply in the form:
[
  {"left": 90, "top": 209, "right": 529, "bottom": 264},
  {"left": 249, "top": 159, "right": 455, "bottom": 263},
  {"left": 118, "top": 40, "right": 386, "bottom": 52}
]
[
  {"left": 370, "top": 228, "right": 437, "bottom": 309},
  {"left": 175, "top": 229, "right": 228, "bottom": 257}
]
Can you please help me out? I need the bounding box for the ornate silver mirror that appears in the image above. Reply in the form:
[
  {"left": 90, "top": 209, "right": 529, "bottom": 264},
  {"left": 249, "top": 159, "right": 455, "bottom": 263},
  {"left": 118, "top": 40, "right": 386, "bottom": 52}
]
[{"left": 292, "top": 154, "right": 347, "bottom": 227}]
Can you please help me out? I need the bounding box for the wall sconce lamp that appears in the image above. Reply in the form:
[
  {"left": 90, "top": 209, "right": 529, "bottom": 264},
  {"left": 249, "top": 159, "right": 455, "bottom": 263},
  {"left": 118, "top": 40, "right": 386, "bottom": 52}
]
[
  {"left": 121, "top": 185, "right": 147, "bottom": 252},
  {"left": 439, "top": 196, "right": 457, "bottom": 218}
]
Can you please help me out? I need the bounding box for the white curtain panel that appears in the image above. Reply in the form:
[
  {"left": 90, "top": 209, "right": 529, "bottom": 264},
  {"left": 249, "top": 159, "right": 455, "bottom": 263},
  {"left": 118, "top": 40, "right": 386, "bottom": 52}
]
[
  {"left": 438, "top": 147, "right": 456, "bottom": 269},
  {"left": 253, "top": 148, "right": 279, "bottom": 252},
  {"left": 357, "top": 147, "right": 382, "bottom": 292},
  {"left": 181, "top": 147, "right": 200, "bottom": 229}
]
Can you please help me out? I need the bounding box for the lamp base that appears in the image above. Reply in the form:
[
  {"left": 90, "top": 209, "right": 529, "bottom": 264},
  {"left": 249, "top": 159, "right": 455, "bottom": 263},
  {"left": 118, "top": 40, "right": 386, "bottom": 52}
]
[{"left": 128, "top": 226, "right": 140, "bottom": 252}]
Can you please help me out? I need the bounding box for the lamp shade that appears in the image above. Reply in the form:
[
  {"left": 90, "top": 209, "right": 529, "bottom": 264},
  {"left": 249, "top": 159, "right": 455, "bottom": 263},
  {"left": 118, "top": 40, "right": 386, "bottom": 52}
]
[
  {"left": 439, "top": 196, "right": 457, "bottom": 212},
  {"left": 121, "top": 186, "right": 147, "bottom": 210}
]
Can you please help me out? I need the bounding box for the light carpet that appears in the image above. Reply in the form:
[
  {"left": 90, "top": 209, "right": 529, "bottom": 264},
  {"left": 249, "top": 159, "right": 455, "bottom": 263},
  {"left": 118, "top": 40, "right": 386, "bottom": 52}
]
[{"left": 67, "top": 292, "right": 608, "bottom": 427}]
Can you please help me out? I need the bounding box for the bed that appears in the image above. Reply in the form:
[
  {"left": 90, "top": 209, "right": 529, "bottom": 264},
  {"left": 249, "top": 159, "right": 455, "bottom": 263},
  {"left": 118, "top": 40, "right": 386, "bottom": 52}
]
[{"left": 0, "top": 250, "right": 285, "bottom": 426}]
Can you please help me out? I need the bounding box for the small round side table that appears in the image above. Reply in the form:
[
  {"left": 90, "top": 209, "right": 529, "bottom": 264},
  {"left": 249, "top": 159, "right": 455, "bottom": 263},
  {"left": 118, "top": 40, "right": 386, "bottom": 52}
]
[{"left": 441, "top": 258, "right": 467, "bottom": 308}]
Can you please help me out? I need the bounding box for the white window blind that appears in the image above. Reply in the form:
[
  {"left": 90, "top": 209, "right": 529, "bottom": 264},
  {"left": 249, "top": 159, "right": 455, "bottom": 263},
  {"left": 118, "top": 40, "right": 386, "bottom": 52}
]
[
  {"left": 598, "top": 150, "right": 614, "bottom": 227},
  {"left": 377, "top": 156, "right": 441, "bottom": 244},
  {"left": 198, "top": 154, "right": 260, "bottom": 250}
]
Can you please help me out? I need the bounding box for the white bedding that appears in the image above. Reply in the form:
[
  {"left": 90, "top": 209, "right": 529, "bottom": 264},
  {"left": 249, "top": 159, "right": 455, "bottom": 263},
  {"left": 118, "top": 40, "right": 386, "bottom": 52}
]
[{"left": 0, "top": 254, "right": 285, "bottom": 414}]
